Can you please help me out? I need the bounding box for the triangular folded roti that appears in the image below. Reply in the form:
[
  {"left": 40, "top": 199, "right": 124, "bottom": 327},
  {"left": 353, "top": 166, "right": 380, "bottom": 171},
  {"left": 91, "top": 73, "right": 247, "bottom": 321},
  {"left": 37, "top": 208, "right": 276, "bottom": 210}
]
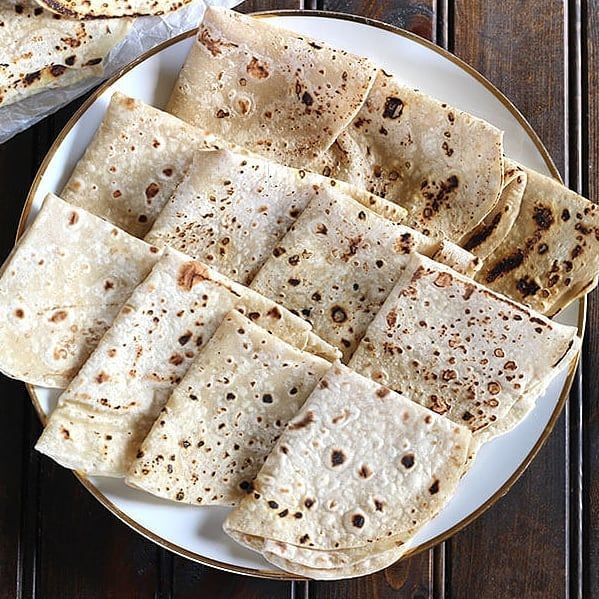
[
  {"left": 349, "top": 253, "right": 580, "bottom": 435},
  {"left": 475, "top": 165, "right": 599, "bottom": 314},
  {"left": 126, "top": 310, "right": 331, "bottom": 505},
  {"left": 61, "top": 92, "right": 215, "bottom": 237},
  {"left": 145, "top": 148, "right": 406, "bottom": 285},
  {"left": 224, "top": 362, "right": 471, "bottom": 579},
  {"left": 0, "top": 193, "right": 161, "bottom": 388},
  {"left": 167, "top": 8, "right": 377, "bottom": 168},
  {"left": 250, "top": 190, "right": 472, "bottom": 361},
  {"left": 461, "top": 159, "right": 526, "bottom": 259},
  {"left": 312, "top": 69, "right": 505, "bottom": 242},
  {"left": 0, "top": 1, "right": 129, "bottom": 107},
  {"left": 35, "top": 249, "right": 338, "bottom": 477}
]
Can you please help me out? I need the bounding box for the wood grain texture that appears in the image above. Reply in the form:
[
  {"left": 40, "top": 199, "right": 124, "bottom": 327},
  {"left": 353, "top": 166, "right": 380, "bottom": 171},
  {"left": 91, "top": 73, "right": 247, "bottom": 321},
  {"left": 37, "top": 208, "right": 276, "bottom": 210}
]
[
  {"left": 319, "top": 0, "right": 437, "bottom": 41},
  {"left": 450, "top": 2, "right": 572, "bottom": 598},
  {"left": 584, "top": 3, "right": 598, "bottom": 597}
]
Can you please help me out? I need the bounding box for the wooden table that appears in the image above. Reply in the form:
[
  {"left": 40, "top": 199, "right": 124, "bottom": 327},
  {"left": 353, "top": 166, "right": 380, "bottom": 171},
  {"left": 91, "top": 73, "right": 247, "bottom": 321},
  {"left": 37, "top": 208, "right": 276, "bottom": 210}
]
[{"left": 0, "top": 1, "right": 597, "bottom": 597}]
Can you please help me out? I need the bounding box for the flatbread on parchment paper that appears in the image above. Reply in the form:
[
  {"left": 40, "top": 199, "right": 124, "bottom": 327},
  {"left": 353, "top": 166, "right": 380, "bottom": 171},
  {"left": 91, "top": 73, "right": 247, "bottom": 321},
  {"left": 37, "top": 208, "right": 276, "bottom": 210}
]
[
  {"left": 349, "top": 253, "right": 580, "bottom": 435},
  {"left": 62, "top": 92, "right": 216, "bottom": 238},
  {"left": 461, "top": 159, "right": 526, "bottom": 259},
  {"left": 0, "top": 0, "right": 129, "bottom": 108},
  {"left": 312, "top": 70, "right": 505, "bottom": 242},
  {"left": 126, "top": 310, "right": 331, "bottom": 505},
  {"left": 167, "top": 7, "right": 377, "bottom": 168},
  {"left": 250, "top": 190, "right": 473, "bottom": 361},
  {"left": 145, "top": 148, "right": 406, "bottom": 284},
  {"left": 34, "top": 0, "right": 190, "bottom": 18},
  {"left": 35, "top": 248, "right": 339, "bottom": 477},
  {"left": 0, "top": 193, "right": 161, "bottom": 388},
  {"left": 475, "top": 164, "right": 599, "bottom": 315},
  {"left": 224, "top": 362, "right": 471, "bottom": 579}
]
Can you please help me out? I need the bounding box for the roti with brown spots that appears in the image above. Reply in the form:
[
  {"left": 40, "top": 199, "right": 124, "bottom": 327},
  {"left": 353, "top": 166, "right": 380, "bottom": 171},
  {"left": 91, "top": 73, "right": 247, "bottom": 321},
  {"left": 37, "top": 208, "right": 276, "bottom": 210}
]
[
  {"left": 0, "top": 193, "right": 161, "bottom": 388},
  {"left": 126, "top": 310, "right": 331, "bottom": 505},
  {"left": 34, "top": 0, "right": 190, "bottom": 18},
  {"left": 61, "top": 92, "right": 217, "bottom": 238},
  {"left": 145, "top": 148, "right": 406, "bottom": 285},
  {"left": 0, "top": 0, "right": 129, "bottom": 107},
  {"left": 167, "top": 8, "right": 377, "bottom": 169},
  {"left": 312, "top": 70, "right": 505, "bottom": 242},
  {"left": 34, "top": 249, "right": 338, "bottom": 477},
  {"left": 250, "top": 190, "right": 476, "bottom": 361},
  {"left": 461, "top": 158, "right": 527, "bottom": 259},
  {"left": 224, "top": 362, "right": 471, "bottom": 579},
  {"left": 475, "top": 165, "right": 599, "bottom": 315},
  {"left": 349, "top": 253, "right": 580, "bottom": 436}
]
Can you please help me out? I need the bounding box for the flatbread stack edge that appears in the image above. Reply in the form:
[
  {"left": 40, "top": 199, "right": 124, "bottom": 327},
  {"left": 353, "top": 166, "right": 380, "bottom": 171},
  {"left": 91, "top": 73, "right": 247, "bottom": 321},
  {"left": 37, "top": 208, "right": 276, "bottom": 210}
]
[
  {"left": 126, "top": 310, "right": 331, "bottom": 506},
  {"left": 349, "top": 253, "right": 580, "bottom": 437},
  {"left": 224, "top": 363, "right": 472, "bottom": 579},
  {"left": 34, "top": 0, "right": 191, "bottom": 18},
  {"left": 167, "top": 7, "right": 378, "bottom": 169},
  {"left": 34, "top": 249, "right": 339, "bottom": 477},
  {"left": 0, "top": 193, "right": 161, "bottom": 388},
  {"left": 0, "top": 0, "right": 130, "bottom": 108},
  {"left": 145, "top": 148, "right": 407, "bottom": 285},
  {"left": 61, "top": 92, "right": 218, "bottom": 238},
  {"left": 476, "top": 165, "right": 599, "bottom": 315}
]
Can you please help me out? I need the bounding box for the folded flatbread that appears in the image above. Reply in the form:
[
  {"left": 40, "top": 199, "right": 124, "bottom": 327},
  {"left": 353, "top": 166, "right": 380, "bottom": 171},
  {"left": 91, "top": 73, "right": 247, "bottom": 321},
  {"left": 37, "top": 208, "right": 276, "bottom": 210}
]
[
  {"left": 62, "top": 92, "right": 215, "bottom": 237},
  {"left": 167, "top": 8, "right": 377, "bottom": 168},
  {"left": 461, "top": 159, "right": 526, "bottom": 259},
  {"left": 145, "top": 149, "right": 406, "bottom": 284},
  {"left": 224, "top": 362, "right": 471, "bottom": 579},
  {"left": 475, "top": 165, "right": 599, "bottom": 315},
  {"left": 250, "top": 190, "right": 472, "bottom": 361},
  {"left": 349, "top": 253, "right": 580, "bottom": 435},
  {"left": 432, "top": 240, "right": 481, "bottom": 276},
  {"left": 34, "top": 0, "right": 189, "bottom": 17},
  {"left": 126, "top": 310, "right": 331, "bottom": 505},
  {"left": 0, "top": 193, "right": 161, "bottom": 388},
  {"left": 0, "top": 0, "right": 129, "bottom": 107},
  {"left": 313, "top": 70, "right": 505, "bottom": 241},
  {"left": 35, "top": 249, "right": 338, "bottom": 477}
]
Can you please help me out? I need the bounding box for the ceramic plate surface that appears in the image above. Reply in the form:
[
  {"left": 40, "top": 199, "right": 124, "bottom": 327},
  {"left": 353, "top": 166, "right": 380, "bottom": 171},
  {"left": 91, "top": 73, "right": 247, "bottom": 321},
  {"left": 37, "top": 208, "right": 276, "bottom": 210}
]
[{"left": 22, "top": 11, "right": 583, "bottom": 579}]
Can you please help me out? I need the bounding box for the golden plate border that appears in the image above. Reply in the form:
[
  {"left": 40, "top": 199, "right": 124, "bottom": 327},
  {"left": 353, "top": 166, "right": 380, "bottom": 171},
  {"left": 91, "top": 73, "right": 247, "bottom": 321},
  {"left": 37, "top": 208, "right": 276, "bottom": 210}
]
[{"left": 17, "top": 10, "right": 586, "bottom": 581}]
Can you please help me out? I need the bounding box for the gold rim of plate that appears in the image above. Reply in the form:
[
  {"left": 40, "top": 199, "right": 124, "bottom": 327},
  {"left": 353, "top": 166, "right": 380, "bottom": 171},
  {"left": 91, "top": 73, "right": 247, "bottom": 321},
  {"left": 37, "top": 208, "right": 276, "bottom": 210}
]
[{"left": 17, "top": 10, "right": 586, "bottom": 581}]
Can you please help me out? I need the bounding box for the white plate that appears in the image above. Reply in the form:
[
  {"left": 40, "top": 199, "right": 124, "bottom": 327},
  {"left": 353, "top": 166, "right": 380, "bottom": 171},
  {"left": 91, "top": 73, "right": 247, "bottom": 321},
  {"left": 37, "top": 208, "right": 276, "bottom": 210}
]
[{"left": 23, "top": 12, "right": 583, "bottom": 579}]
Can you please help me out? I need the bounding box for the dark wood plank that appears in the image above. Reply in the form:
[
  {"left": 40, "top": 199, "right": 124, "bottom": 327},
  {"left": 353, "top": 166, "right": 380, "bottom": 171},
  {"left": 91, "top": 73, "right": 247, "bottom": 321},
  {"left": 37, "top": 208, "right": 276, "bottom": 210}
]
[
  {"left": 310, "top": 1, "right": 440, "bottom": 596},
  {"left": 172, "top": 562, "right": 291, "bottom": 599},
  {"left": 583, "top": 3, "right": 599, "bottom": 597},
  {"left": 237, "top": 0, "right": 300, "bottom": 12},
  {"left": 0, "top": 122, "right": 43, "bottom": 599},
  {"left": 319, "top": 0, "right": 437, "bottom": 41},
  {"left": 450, "top": 2, "right": 571, "bottom": 597}
]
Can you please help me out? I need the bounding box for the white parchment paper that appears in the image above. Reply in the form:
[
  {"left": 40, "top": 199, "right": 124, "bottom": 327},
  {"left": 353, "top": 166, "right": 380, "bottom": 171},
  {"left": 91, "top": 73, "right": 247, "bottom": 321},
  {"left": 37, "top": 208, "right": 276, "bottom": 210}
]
[{"left": 0, "top": 0, "right": 241, "bottom": 144}]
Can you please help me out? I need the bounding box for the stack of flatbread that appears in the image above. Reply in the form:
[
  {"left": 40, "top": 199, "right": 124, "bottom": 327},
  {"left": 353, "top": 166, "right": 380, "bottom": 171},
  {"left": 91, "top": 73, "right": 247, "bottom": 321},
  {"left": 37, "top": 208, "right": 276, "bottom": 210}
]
[
  {"left": 167, "top": 8, "right": 599, "bottom": 315},
  {"left": 0, "top": 193, "right": 161, "bottom": 387},
  {"left": 223, "top": 363, "right": 472, "bottom": 578},
  {"left": 35, "top": 249, "right": 338, "bottom": 477},
  {"left": 0, "top": 6, "right": 594, "bottom": 582},
  {"left": 0, "top": 0, "right": 130, "bottom": 108},
  {"left": 1, "top": 0, "right": 208, "bottom": 109},
  {"left": 349, "top": 253, "right": 579, "bottom": 454}
]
